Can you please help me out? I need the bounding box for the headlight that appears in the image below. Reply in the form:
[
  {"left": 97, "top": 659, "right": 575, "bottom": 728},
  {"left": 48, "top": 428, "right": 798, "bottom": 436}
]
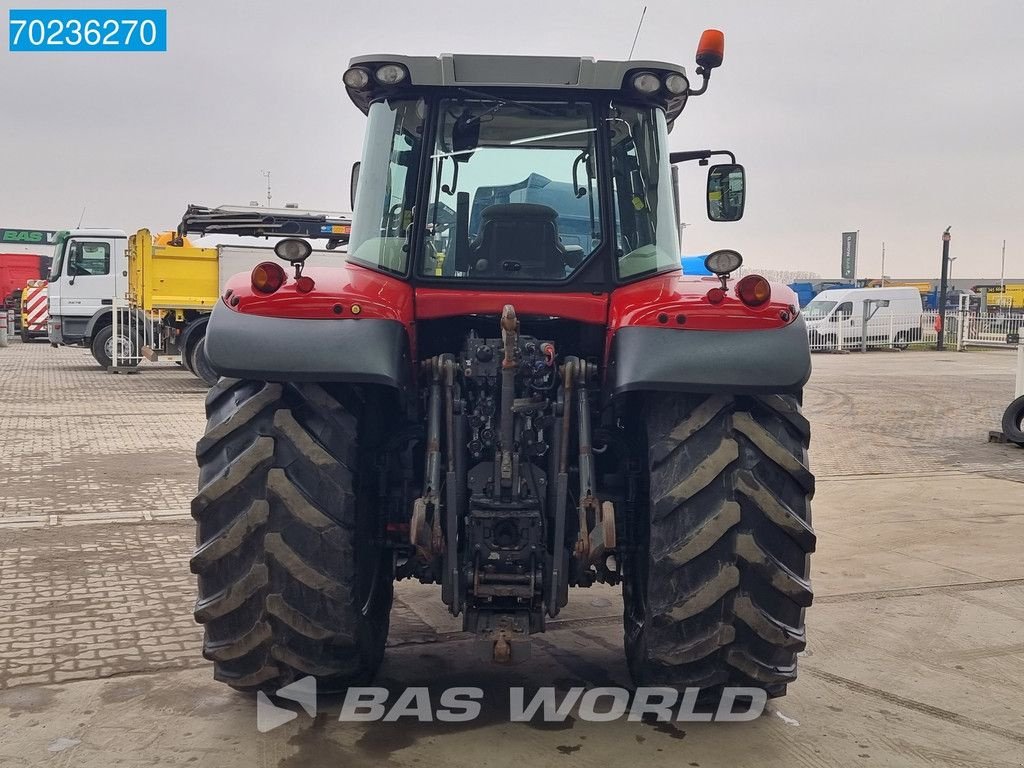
[
  {"left": 663, "top": 72, "right": 689, "bottom": 95},
  {"left": 704, "top": 249, "right": 743, "bottom": 276},
  {"left": 343, "top": 67, "right": 371, "bottom": 89},
  {"left": 631, "top": 72, "right": 661, "bottom": 95},
  {"left": 374, "top": 64, "right": 408, "bottom": 85},
  {"left": 274, "top": 238, "right": 312, "bottom": 264}
]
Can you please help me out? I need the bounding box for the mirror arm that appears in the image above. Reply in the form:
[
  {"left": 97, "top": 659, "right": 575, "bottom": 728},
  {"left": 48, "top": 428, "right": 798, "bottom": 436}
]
[
  {"left": 669, "top": 148, "right": 736, "bottom": 165},
  {"left": 686, "top": 67, "right": 712, "bottom": 97},
  {"left": 441, "top": 160, "right": 459, "bottom": 196}
]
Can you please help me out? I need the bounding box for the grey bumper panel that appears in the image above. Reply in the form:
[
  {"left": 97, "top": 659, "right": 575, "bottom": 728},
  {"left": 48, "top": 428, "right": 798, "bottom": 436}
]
[
  {"left": 204, "top": 303, "right": 410, "bottom": 388},
  {"left": 608, "top": 318, "right": 811, "bottom": 396}
]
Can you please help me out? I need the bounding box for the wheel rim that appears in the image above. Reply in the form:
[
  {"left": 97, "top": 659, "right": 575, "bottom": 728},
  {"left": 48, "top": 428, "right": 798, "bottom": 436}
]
[{"left": 104, "top": 333, "right": 134, "bottom": 361}]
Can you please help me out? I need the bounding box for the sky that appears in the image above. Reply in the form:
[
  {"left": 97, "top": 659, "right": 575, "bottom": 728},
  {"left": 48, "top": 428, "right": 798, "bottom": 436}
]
[{"left": 1, "top": 0, "right": 1021, "bottom": 280}]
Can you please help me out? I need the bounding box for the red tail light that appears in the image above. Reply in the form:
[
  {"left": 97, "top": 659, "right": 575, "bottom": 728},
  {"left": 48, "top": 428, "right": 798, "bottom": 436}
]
[
  {"left": 251, "top": 262, "right": 286, "bottom": 294},
  {"left": 706, "top": 287, "right": 726, "bottom": 304},
  {"left": 736, "top": 275, "right": 771, "bottom": 307},
  {"left": 295, "top": 275, "right": 316, "bottom": 294}
]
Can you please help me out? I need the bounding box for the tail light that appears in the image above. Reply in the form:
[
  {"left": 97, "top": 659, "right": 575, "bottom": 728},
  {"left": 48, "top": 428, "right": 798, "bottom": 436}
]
[
  {"left": 251, "top": 262, "right": 286, "bottom": 294},
  {"left": 736, "top": 275, "right": 771, "bottom": 307},
  {"left": 295, "top": 275, "right": 316, "bottom": 294}
]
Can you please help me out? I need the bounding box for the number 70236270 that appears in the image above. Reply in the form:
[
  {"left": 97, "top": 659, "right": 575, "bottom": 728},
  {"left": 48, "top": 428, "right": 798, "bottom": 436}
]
[{"left": 8, "top": 9, "right": 166, "bottom": 52}]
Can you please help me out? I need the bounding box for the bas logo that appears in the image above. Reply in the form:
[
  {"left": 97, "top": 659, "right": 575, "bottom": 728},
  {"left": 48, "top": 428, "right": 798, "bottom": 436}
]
[{"left": 0, "top": 229, "right": 57, "bottom": 244}]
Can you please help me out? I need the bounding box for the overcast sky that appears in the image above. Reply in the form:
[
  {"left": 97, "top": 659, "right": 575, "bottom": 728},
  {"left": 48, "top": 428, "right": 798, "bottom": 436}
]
[{"left": 1, "top": 0, "right": 1021, "bottom": 279}]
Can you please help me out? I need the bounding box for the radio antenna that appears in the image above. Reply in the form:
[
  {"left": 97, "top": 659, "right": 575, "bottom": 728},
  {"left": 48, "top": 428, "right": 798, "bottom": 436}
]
[
  {"left": 627, "top": 5, "right": 648, "bottom": 60},
  {"left": 77, "top": 206, "right": 86, "bottom": 228}
]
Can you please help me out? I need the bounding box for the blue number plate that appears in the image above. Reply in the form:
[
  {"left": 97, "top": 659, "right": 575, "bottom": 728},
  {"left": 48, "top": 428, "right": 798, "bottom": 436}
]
[{"left": 9, "top": 9, "right": 167, "bottom": 52}]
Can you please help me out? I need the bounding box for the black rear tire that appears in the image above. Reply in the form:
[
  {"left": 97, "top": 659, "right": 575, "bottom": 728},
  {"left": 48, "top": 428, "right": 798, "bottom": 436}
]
[
  {"left": 1002, "top": 395, "right": 1024, "bottom": 445},
  {"left": 192, "top": 379, "right": 392, "bottom": 691},
  {"left": 624, "top": 392, "right": 815, "bottom": 698},
  {"left": 190, "top": 335, "right": 219, "bottom": 387}
]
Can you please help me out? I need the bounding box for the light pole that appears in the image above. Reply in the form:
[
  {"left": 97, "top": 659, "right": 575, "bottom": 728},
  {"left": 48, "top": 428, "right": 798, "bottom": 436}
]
[
  {"left": 880, "top": 241, "right": 886, "bottom": 287},
  {"left": 1001, "top": 239, "right": 1007, "bottom": 295},
  {"left": 937, "top": 227, "right": 952, "bottom": 351}
]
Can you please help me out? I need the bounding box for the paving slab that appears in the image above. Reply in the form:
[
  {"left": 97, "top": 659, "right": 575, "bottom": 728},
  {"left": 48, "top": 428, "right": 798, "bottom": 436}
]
[{"left": 2, "top": 340, "right": 1024, "bottom": 765}]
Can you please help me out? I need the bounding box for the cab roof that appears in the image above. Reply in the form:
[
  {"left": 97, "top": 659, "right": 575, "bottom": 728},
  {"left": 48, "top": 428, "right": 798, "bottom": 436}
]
[
  {"left": 345, "top": 53, "right": 691, "bottom": 126},
  {"left": 66, "top": 228, "right": 126, "bottom": 239}
]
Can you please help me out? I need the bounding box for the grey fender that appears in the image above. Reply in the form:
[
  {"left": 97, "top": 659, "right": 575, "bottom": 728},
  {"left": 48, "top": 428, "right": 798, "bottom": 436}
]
[
  {"left": 606, "top": 317, "right": 812, "bottom": 397},
  {"left": 203, "top": 302, "right": 411, "bottom": 388}
]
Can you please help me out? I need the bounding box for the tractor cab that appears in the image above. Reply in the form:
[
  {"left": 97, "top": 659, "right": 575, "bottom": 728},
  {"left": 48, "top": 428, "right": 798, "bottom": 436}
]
[{"left": 342, "top": 39, "right": 741, "bottom": 291}]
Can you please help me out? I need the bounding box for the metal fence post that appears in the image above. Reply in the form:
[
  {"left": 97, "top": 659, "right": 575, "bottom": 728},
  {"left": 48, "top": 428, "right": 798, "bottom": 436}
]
[
  {"left": 861, "top": 301, "right": 868, "bottom": 353},
  {"left": 956, "top": 308, "right": 966, "bottom": 351},
  {"left": 0, "top": 310, "right": 8, "bottom": 348}
]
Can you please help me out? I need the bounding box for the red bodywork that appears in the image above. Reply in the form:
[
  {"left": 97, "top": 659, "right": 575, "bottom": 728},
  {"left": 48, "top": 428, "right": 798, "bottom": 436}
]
[
  {"left": 221, "top": 261, "right": 801, "bottom": 363},
  {"left": 0, "top": 253, "right": 44, "bottom": 301}
]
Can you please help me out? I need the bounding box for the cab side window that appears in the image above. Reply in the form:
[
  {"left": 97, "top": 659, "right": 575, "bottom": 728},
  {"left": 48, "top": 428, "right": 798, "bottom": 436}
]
[
  {"left": 69, "top": 242, "right": 111, "bottom": 277},
  {"left": 836, "top": 301, "right": 853, "bottom": 320}
]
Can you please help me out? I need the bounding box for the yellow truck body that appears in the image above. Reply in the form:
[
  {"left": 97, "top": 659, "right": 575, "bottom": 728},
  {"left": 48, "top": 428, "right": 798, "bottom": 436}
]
[
  {"left": 981, "top": 284, "right": 1024, "bottom": 309},
  {"left": 128, "top": 228, "right": 219, "bottom": 311},
  {"left": 865, "top": 280, "right": 933, "bottom": 293}
]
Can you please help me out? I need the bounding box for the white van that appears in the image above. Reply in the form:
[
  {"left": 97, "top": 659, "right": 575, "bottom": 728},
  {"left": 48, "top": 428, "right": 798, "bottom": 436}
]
[{"left": 804, "top": 287, "right": 923, "bottom": 350}]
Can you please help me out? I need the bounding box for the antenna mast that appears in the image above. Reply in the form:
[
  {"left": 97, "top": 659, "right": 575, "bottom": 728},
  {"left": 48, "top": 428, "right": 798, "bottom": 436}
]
[
  {"left": 627, "top": 5, "right": 648, "bottom": 60},
  {"left": 261, "top": 170, "right": 272, "bottom": 207}
]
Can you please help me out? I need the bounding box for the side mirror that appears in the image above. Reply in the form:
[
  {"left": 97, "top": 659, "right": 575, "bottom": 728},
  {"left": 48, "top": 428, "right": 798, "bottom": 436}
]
[
  {"left": 350, "top": 162, "right": 360, "bottom": 210},
  {"left": 707, "top": 164, "right": 745, "bottom": 222}
]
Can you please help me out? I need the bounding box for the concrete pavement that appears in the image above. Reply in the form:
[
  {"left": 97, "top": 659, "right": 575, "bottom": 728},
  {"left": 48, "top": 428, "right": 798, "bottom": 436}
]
[{"left": 1, "top": 341, "right": 1022, "bottom": 766}]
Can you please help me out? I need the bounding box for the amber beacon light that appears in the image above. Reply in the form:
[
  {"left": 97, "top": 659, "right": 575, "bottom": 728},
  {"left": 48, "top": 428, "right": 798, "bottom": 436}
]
[{"left": 696, "top": 29, "right": 725, "bottom": 69}]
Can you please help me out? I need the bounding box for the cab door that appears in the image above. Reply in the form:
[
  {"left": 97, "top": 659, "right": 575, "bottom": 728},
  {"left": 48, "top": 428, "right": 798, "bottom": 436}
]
[{"left": 49, "top": 236, "right": 117, "bottom": 343}]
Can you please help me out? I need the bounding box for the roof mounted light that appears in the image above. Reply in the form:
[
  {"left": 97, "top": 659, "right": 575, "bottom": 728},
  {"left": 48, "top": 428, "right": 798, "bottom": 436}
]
[
  {"left": 663, "top": 72, "right": 689, "bottom": 95},
  {"left": 631, "top": 72, "right": 661, "bottom": 95},
  {"left": 343, "top": 67, "right": 371, "bottom": 89},
  {"left": 374, "top": 63, "right": 408, "bottom": 85}
]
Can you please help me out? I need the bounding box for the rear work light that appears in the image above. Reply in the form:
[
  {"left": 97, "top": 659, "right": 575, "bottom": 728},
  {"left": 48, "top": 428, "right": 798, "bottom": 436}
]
[
  {"left": 251, "top": 262, "right": 286, "bottom": 294},
  {"left": 736, "top": 274, "right": 771, "bottom": 307}
]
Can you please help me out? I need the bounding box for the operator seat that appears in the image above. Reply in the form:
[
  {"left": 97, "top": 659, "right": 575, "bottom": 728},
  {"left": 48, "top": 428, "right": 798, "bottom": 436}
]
[{"left": 468, "top": 203, "right": 567, "bottom": 279}]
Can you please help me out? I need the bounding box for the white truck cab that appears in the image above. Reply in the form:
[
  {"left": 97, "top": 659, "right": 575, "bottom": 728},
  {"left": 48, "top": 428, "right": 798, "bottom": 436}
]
[
  {"left": 804, "top": 286, "right": 923, "bottom": 350},
  {"left": 47, "top": 229, "right": 128, "bottom": 356}
]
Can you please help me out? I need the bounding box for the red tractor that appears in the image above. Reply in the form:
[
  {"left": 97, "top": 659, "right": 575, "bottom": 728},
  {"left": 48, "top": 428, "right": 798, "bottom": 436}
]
[{"left": 192, "top": 31, "right": 815, "bottom": 700}]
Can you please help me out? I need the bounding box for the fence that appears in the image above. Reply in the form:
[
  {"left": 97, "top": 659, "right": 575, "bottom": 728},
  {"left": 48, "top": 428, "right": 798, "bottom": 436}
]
[
  {"left": 807, "top": 311, "right": 1024, "bottom": 352},
  {"left": 109, "top": 296, "right": 181, "bottom": 370}
]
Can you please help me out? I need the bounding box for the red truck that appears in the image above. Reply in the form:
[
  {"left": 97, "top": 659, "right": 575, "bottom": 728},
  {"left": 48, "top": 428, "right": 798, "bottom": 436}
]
[{"left": 1, "top": 228, "right": 56, "bottom": 332}]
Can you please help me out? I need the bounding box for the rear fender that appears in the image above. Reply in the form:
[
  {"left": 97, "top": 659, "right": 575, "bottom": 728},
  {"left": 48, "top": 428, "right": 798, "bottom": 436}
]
[
  {"left": 606, "top": 271, "right": 810, "bottom": 397},
  {"left": 205, "top": 262, "right": 415, "bottom": 389}
]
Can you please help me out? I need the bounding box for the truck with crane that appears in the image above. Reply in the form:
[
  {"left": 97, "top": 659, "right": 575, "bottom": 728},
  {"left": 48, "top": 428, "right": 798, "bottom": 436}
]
[
  {"left": 45, "top": 208, "right": 351, "bottom": 381},
  {"left": 191, "top": 33, "right": 816, "bottom": 703}
]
